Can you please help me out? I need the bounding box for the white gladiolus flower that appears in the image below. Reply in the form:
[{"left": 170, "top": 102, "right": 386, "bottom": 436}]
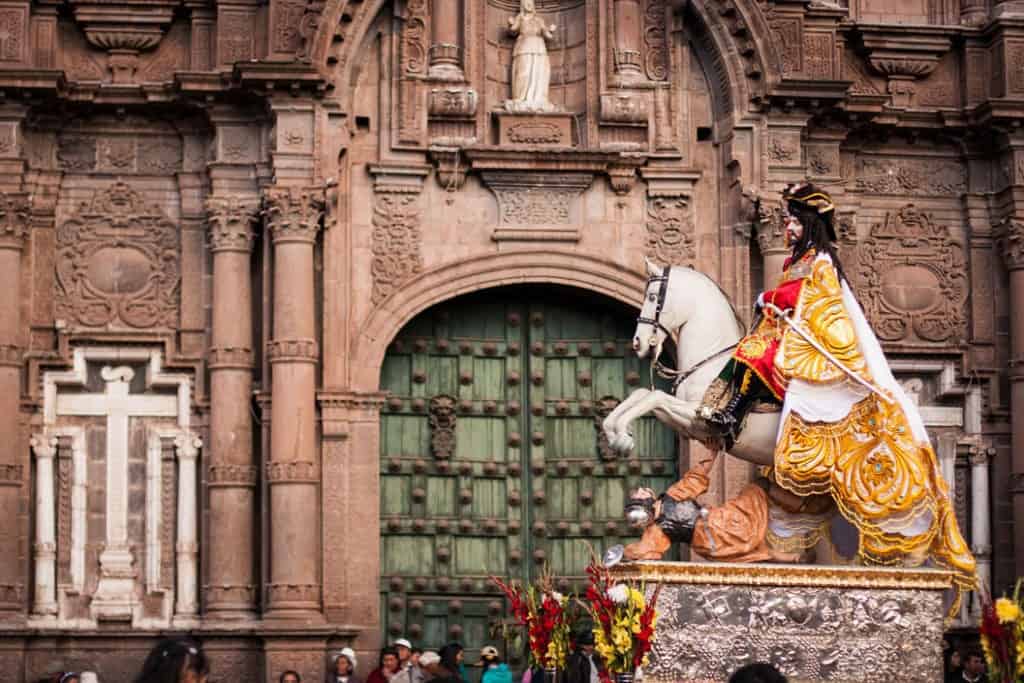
[{"left": 607, "top": 584, "right": 629, "bottom": 604}]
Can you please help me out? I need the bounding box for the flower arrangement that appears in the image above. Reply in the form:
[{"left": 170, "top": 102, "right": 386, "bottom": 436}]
[
  {"left": 492, "top": 571, "right": 572, "bottom": 670},
  {"left": 579, "top": 561, "right": 660, "bottom": 682},
  {"left": 981, "top": 581, "right": 1024, "bottom": 682}
]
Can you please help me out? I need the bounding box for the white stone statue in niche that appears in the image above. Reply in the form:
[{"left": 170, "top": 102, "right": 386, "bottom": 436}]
[{"left": 505, "top": 0, "right": 559, "bottom": 113}]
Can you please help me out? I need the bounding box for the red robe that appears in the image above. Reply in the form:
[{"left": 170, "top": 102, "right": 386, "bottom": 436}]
[{"left": 732, "top": 253, "right": 810, "bottom": 400}]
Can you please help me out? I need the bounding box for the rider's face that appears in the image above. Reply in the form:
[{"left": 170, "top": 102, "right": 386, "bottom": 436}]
[{"left": 784, "top": 212, "right": 803, "bottom": 246}]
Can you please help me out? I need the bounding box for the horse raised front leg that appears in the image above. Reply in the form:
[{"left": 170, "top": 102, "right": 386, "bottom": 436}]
[
  {"left": 603, "top": 388, "right": 651, "bottom": 456},
  {"left": 610, "top": 390, "right": 707, "bottom": 454}
]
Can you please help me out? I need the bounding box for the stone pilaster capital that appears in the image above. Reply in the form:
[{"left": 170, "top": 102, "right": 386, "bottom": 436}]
[
  {"left": 262, "top": 186, "right": 325, "bottom": 245},
  {"left": 206, "top": 195, "right": 259, "bottom": 253},
  {"left": 30, "top": 435, "right": 58, "bottom": 459},
  {"left": 175, "top": 434, "right": 202, "bottom": 459},
  {"left": 997, "top": 218, "right": 1024, "bottom": 270},
  {"left": 969, "top": 445, "right": 997, "bottom": 466},
  {"left": 0, "top": 191, "right": 30, "bottom": 251}
]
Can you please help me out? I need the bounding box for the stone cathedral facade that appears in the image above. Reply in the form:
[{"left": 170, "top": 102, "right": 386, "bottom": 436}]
[{"left": 0, "top": 0, "right": 1021, "bottom": 679}]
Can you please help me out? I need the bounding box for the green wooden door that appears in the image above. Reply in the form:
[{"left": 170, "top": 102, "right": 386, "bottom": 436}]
[{"left": 379, "top": 287, "right": 678, "bottom": 667}]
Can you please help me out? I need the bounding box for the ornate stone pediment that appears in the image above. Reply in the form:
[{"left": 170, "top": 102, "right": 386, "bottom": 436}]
[
  {"left": 853, "top": 205, "right": 966, "bottom": 346},
  {"left": 55, "top": 181, "right": 180, "bottom": 330}
]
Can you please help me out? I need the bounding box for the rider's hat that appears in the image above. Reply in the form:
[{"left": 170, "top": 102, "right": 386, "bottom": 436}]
[{"left": 782, "top": 183, "right": 836, "bottom": 241}]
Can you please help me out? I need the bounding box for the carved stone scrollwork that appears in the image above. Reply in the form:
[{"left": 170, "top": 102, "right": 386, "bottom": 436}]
[
  {"left": 264, "top": 582, "right": 319, "bottom": 605},
  {"left": 55, "top": 181, "right": 180, "bottom": 329},
  {"left": 207, "top": 464, "right": 259, "bottom": 487},
  {"left": 855, "top": 205, "right": 967, "bottom": 344},
  {"left": 265, "top": 461, "right": 318, "bottom": 483},
  {"left": 207, "top": 346, "right": 254, "bottom": 370},
  {"left": 642, "top": 0, "right": 668, "bottom": 81},
  {"left": 206, "top": 196, "right": 259, "bottom": 253},
  {"left": 594, "top": 396, "right": 621, "bottom": 460},
  {"left": 428, "top": 87, "right": 478, "bottom": 119},
  {"left": 0, "top": 191, "right": 29, "bottom": 250},
  {"left": 429, "top": 395, "right": 457, "bottom": 459},
  {"left": 266, "top": 338, "right": 319, "bottom": 364},
  {"left": 998, "top": 219, "right": 1024, "bottom": 271},
  {"left": 372, "top": 193, "right": 424, "bottom": 304},
  {"left": 646, "top": 196, "right": 695, "bottom": 266},
  {"left": 263, "top": 186, "right": 325, "bottom": 245}
]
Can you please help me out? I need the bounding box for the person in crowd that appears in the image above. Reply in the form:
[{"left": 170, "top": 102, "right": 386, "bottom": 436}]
[
  {"left": 565, "top": 631, "right": 602, "bottom": 683},
  {"left": 134, "top": 638, "right": 209, "bottom": 683},
  {"left": 944, "top": 647, "right": 963, "bottom": 683},
  {"left": 728, "top": 663, "right": 787, "bottom": 683},
  {"left": 392, "top": 640, "right": 423, "bottom": 683},
  {"left": 436, "top": 643, "right": 465, "bottom": 683},
  {"left": 281, "top": 672, "right": 302, "bottom": 683},
  {"left": 959, "top": 649, "right": 985, "bottom": 683},
  {"left": 328, "top": 648, "right": 360, "bottom": 683},
  {"left": 411, "top": 649, "right": 423, "bottom": 670},
  {"left": 367, "top": 647, "right": 402, "bottom": 683},
  {"left": 478, "top": 646, "right": 512, "bottom": 683},
  {"left": 420, "top": 651, "right": 459, "bottom": 683}
]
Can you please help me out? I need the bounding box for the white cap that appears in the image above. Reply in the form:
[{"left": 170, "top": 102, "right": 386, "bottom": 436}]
[
  {"left": 393, "top": 638, "right": 413, "bottom": 649},
  {"left": 420, "top": 652, "right": 441, "bottom": 667},
  {"left": 338, "top": 648, "right": 358, "bottom": 671}
]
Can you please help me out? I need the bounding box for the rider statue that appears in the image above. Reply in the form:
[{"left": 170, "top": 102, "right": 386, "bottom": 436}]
[
  {"left": 700, "top": 183, "right": 846, "bottom": 444},
  {"left": 617, "top": 183, "right": 976, "bottom": 604}
]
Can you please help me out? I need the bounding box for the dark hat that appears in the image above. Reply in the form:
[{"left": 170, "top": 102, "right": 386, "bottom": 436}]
[
  {"left": 783, "top": 183, "right": 837, "bottom": 241},
  {"left": 783, "top": 183, "right": 835, "bottom": 215}
]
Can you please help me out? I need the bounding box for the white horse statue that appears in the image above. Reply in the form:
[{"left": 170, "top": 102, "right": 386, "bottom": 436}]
[{"left": 603, "top": 260, "right": 779, "bottom": 466}]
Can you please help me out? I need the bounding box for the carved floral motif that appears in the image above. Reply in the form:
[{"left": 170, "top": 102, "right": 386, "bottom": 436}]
[
  {"left": 265, "top": 461, "right": 318, "bottom": 483},
  {"left": 855, "top": 158, "right": 965, "bottom": 195},
  {"left": 495, "top": 187, "right": 572, "bottom": 225},
  {"left": 998, "top": 219, "right": 1024, "bottom": 271},
  {"left": 206, "top": 195, "right": 259, "bottom": 252},
  {"left": 0, "top": 8, "right": 24, "bottom": 62},
  {"left": 429, "top": 394, "right": 456, "bottom": 459},
  {"left": 55, "top": 181, "right": 180, "bottom": 329},
  {"left": 371, "top": 193, "right": 423, "bottom": 304},
  {"left": 853, "top": 205, "right": 967, "bottom": 344},
  {"left": 642, "top": 0, "right": 668, "bottom": 81},
  {"left": 0, "top": 191, "right": 29, "bottom": 248},
  {"left": 263, "top": 186, "right": 324, "bottom": 244},
  {"left": 208, "top": 464, "right": 259, "bottom": 486},
  {"left": 646, "top": 197, "right": 695, "bottom": 266}
]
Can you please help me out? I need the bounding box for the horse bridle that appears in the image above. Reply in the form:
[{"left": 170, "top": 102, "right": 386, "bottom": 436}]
[
  {"left": 638, "top": 264, "right": 738, "bottom": 391},
  {"left": 637, "top": 264, "right": 675, "bottom": 341}
]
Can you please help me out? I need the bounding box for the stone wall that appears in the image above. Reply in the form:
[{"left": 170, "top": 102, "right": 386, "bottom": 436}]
[{"left": 0, "top": 0, "right": 1017, "bottom": 677}]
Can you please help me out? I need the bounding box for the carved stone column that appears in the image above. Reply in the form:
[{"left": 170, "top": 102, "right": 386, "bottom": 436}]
[
  {"left": 612, "top": 0, "right": 642, "bottom": 81},
  {"left": 205, "top": 195, "right": 259, "bottom": 619},
  {"left": 175, "top": 434, "right": 201, "bottom": 625},
  {"left": 998, "top": 219, "right": 1024, "bottom": 573},
  {"left": 264, "top": 186, "right": 325, "bottom": 620},
  {"left": 30, "top": 436, "right": 58, "bottom": 619},
  {"left": 970, "top": 445, "right": 994, "bottom": 618},
  {"left": 429, "top": 0, "right": 464, "bottom": 81},
  {"left": 0, "top": 190, "right": 29, "bottom": 617}
]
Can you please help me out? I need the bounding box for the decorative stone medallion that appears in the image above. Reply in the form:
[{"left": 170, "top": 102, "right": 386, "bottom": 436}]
[{"left": 55, "top": 181, "right": 180, "bottom": 330}]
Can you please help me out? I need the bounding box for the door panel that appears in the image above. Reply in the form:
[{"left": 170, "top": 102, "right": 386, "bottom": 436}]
[{"left": 379, "top": 287, "right": 678, "bottom": 666}]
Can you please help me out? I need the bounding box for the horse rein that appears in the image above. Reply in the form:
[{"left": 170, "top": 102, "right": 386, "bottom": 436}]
[{"left": 638, "top": 264, "right": 739, "bottom": 392}]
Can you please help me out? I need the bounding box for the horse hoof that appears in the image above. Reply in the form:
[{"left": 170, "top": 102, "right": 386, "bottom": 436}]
[{"left": 610, "top": 432, "right": 635, "bottom": 454}]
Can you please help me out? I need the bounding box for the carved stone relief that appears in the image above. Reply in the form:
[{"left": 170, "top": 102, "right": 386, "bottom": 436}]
[
  {"left": 646, "top": 196, "right": 695, "bottom": 266},
  {"left": 854, "top": 157, "right": 965, "bottom": 196},
  {"left": 55, "top": 182, "right": 180, "bottom": 329},
  {"left": 642, "top": 0, "right": 668, "bottom": 81},
  {"left": 769, "top": 16, "right": 802, "bottom": 76},
  {"left": 371, "top": 192, "right": 423, "bottom": 305},
  {"left": 767, "top": 131, "right": 801, "bottom": 167},
  {"left": 853, "top": 205, "right": 967, "bottom": 344},
  {"left": 57, "top": 130, "right": 182, "bottom": 175},
  {"left": 429, "top": 395, "right": 456, "bottom": 459},
  {"left": 0, "top": 7, "right": 26, "bottom": 63}
]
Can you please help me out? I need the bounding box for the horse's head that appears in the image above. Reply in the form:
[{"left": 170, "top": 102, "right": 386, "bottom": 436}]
[{"left": 633, "top": 258, "right": 688, "bottom": 360}]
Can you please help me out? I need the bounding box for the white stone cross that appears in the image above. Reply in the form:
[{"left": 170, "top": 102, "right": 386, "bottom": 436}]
[{"left": 56, "top": 365, "right": 178, "bottom": 620}]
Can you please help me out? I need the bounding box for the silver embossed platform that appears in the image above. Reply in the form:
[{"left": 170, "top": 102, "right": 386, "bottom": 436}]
[{"left": 614, "top": 562, "right": 952, "bottom": 683}]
